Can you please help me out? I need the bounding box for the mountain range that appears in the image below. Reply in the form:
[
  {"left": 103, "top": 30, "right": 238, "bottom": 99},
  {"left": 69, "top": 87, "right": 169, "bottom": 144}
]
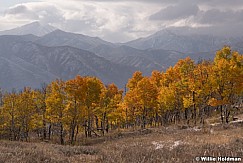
[
  {"left": 0, "top": 22, "right": 242, "bottom": 90},
  {"left": 0, "top": 22, "right": 56, "bottom": 37}
]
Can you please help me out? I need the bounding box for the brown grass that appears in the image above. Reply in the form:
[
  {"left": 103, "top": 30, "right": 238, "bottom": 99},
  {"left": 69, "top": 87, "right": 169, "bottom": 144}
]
[
  {"left": 0, "top": 141, "right": 100, "bottom": 163},
  {"left": 0, "top": 124, "right": 243, "bottom": 163},
  {"left": 97, "top": 125, "right": 243, "bottom": 162}
]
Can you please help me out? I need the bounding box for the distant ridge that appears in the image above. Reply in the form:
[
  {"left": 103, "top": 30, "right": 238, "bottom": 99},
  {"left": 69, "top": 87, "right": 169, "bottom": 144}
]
[
  {"left": 124, "top": 27, "right": 241, "bottom": 53},
  {"left": 0, "top": 22, "right": 243, "bottom": 90},
  {"left": 35, "top": 29, "right": 114, "bottom": 50},
  {"left": 0, "top": 35, "right": 134, "bottom": 90},
  {"left": 0, "top": 21, "right": 56, "bottom": 36}
]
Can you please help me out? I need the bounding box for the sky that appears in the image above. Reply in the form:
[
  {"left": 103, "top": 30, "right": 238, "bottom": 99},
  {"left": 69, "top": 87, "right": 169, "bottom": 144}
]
[{"left": 0, "top": 0, "right": 243, "bottom": 42}]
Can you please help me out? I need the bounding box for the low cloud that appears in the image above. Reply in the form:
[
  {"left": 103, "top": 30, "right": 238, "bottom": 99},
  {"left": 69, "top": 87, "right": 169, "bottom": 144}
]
[
  {"left": 1, "top": 1, "right": 158, "bottom": 42},
  {"left": 1, "top": 0, "right": 243, "bottom": 42},
  {"left": 150, "top": 3, "right": 199, "bottom": 21},
  {"left": 196, "top": 9, "right": 243, "bottom": 25},
  {"left": 149, "top": 0, "right": 243, "bottom": 37},
  {"left": 6, "top": 5, "right": 29, "bottom": 15},
  {"left": 5, "top": 4, "right": 39, "bottom": 20}
]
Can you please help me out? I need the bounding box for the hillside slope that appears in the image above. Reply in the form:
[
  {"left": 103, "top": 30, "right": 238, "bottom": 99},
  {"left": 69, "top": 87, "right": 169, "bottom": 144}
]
[{"left": 0, "top": 35, "right": 134, "bottom": 90}]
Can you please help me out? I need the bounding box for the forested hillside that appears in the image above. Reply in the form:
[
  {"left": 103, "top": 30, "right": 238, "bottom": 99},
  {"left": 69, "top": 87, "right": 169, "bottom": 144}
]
[{"left": 0, "top": 46, "right": 242, "bottom": 145}]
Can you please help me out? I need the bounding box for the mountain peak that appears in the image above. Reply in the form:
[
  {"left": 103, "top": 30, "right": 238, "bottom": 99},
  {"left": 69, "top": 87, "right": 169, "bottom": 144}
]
[
  {"left": 0, "top": 21, "right": 56, "bottom": 37},
  {"left": 23, "top": 21, "right": 41, "bottom": 27}
]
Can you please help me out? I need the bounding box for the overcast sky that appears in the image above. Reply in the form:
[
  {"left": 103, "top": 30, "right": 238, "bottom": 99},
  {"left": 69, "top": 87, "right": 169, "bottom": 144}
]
[{"left": 0, "top": 0, "right": 243, "bottom": 42}]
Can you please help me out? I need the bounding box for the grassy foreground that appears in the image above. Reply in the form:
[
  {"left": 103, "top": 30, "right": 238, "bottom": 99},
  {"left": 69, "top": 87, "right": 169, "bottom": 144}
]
[{"left": 0, "top": 124, "right": 243, "bottom": 163}]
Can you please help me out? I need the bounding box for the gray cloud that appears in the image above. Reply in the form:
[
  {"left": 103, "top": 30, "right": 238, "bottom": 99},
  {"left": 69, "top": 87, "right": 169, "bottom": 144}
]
[
  {"left": 72, "top": 0, "right": 178, "bottom": 3},
  {"left": 1, "top": 0, "right": 243, "bottom": 42},
  {"left": 200, "top": 0, "right": 243, "bottom": 8},
  {"left": 4, "top": 3, "right": 65, "bottom": 24},
  {"left": 149, "top": 3, "right": 199, "bottom": 21},
  {"left": 149, "top": 1, "right": 243, "bottom": 27},
  {"left": 6, "top": 5, "right": 28, "bottom": 14},
  {"left": 196, "top": 9, "right": 243, "bottom": 25},
  {"left": 37, "top": 5, "right": 65, "bottom": 24},
  {"left": 5, "top": 4, "right": 39, "bottom": 20}
]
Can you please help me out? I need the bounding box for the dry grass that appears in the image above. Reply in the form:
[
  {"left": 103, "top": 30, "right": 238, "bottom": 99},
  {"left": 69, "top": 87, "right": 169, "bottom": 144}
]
[
  {"left": 0, "top": 123, "right": 243, "bottom": 163},
  {"left": 0, "top": 141, "right": 100, "bottom": 163},
  {"left": 98, "top": 125, "right": 243, "bottom": 162}
]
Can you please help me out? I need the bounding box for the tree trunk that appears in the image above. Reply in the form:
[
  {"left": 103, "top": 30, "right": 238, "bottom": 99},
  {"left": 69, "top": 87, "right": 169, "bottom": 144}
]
[
  {"left": 87, "top": 107, "right": 92, "bottom": 137},
  {"left": 200, "top": 107, "right": 205, "bottom": 125},
  {"left": 95, "top": 115, "right": 99, "bottom": 130},
  {"left": 48, "top": 123, "right": 52, "bottom": 140},
  {"left": 43, "top": 118, "right": 46, "bottom": 140},
  {"left": 105, "top": 118, "right": 109, "bottom": 133},
  {"left": 70, "top": 121, "right": 76, "bottom": 144},
  {"left": 192, "top": 91, "right": 197, "bottom": 125},
  {"left": 11, "top": 113, "right": 15, "bottom": 141},
  {"left": 220, "top": 105, "right": 224, "bottom": 124},
  {"left": 84, "top": 120, "right": 88, "bottom": 138},
  {"left": 74, "top": 125, "right": 79, "bottom": 142},
  {"left": 88, "top": 116, "right": 92, "bottom": 137},
  {"left": 125, "top": 108, "right": 128, "bottom": 129},
  {"left": 102, "top": 112, "right": 106, "bottom": 136},
  {"left": 60, "top": 123, "right": 64, "bottom": 145},
  {"left": 225, "top": 105, "right": 230, "bottom": 124},
  {"left": 141, "top": 107, "right": 146, "bottom": 129}
]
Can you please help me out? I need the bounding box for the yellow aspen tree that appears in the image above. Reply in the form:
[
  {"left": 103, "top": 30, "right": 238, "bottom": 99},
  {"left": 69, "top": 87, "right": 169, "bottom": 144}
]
[
  {"left": 99, "top": 83, "right": 123, "bottom": 134},
  {"left": 158, "top": 84, "right": 177, "bottom": 125},
  {"left": 17, "top": 87, "right": 39, "bottom": 141},
  {"left": 1, "top": 91, "right": 19, "bottom": 140},
  {"left": 127, "top": 71, "right": 143, "bottom": 90},
  {"left": 46, "top": 80, "right": 66, "bottom": 144},
  {"left": 136, "top": 77, "right": 158, "bottom": 128},
  {"left": 192, "top": 61, "right": 213, "bottom": 124},
  {"left": 65, "top": 75, "right": 86, "bottom": 144},
  {"left": 83, "top": 77, "right": 104, "bottom": 137},
  {"left": 209, "top": 46, "right": 243, "bottom": 123},
  {"left": 124, "top": 87, "right": 140, "bottom": 129},
  {"left": 124, "top": 71, "right": 144, "bottom": 128},
  {"left": 34, "top": 84, "right": 48, "bottom": 140},
  {"left": 174, "top": 57, "right": 196, "bottom": 124}
]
